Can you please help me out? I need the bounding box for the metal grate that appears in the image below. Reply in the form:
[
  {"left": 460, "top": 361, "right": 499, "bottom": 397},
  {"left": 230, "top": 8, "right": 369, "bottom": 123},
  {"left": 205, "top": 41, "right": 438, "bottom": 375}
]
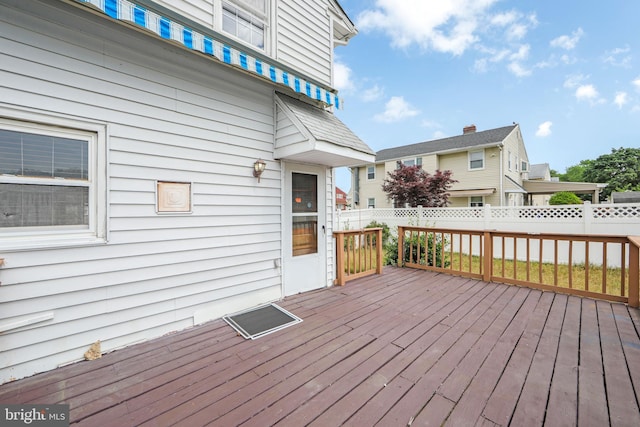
[{"left": 223, "top": 304, "right": 302, "bottom": 340}]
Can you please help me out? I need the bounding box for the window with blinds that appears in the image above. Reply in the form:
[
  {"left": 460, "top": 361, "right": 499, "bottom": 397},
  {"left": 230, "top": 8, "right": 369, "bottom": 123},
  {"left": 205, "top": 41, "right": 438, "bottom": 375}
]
[{"left": 0, "top": 127, "right": 91, "bottom": 229}]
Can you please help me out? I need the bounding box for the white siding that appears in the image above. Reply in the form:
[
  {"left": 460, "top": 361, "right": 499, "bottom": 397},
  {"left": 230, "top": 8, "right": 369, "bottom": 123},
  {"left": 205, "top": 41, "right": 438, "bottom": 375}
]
[
  {"left": 277, "top": 0, "right": 332, "bottom": 85},
  {"left": 0, "top": 1, "right": 282, "bottom": 382},
  {"left": 153, "top": 0, "right": 214, "bottom": 28}
]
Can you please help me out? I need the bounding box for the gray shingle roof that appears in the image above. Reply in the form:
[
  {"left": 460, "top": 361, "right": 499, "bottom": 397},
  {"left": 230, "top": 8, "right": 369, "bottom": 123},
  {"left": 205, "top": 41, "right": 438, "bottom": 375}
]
[
  {"left": 376, "top": 125, "right": 517, "bottom": 162},
  {"left": 277, "top": 93, "right": 374, "bottom": 156},
  {"left": 528, "top": 163, "right": 549, "bottom": 180}
]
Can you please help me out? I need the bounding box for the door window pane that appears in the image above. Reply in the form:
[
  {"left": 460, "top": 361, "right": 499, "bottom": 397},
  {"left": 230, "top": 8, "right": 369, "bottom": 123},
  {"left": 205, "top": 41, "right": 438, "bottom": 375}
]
[{"left": 292, "top": 173, "right": 317, "bottom": 256}]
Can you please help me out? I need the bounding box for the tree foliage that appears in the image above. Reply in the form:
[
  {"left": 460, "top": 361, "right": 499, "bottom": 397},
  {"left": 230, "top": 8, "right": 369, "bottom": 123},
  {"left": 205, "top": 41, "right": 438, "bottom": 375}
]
[
  {"left": 580, "top": 148, "right": 640, "bottom": 200},
  {"left": 381, "top": 165, "right": 457, "bottom": 208},
  {"left": 549, "top": 191, "right": 582, "bottom": 205}
]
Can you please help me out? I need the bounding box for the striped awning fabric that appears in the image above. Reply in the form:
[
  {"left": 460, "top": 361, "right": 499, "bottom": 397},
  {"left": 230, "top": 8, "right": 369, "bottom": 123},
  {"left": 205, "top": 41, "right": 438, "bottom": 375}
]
[{"left": 77, "top": 0, "right": 341, "bottom": 108}]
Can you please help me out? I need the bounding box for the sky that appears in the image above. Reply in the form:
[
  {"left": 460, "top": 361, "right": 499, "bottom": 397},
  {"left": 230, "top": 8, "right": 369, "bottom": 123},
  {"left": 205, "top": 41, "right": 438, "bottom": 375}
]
[{"left": 332, "top": 0, "right": 640, "bottom": 192}]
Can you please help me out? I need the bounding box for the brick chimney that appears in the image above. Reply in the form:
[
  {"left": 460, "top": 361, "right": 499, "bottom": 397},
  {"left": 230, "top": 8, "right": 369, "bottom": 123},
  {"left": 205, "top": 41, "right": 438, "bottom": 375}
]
[{"left": 463, "top": 124, "right": 477, "bottom": 134}]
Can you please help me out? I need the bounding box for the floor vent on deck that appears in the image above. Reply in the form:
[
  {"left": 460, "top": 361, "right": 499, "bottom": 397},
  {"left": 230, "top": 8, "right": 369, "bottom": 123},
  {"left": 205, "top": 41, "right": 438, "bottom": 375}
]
[{"left": 223, "top": 303, "right": 302, "bottom": 340}]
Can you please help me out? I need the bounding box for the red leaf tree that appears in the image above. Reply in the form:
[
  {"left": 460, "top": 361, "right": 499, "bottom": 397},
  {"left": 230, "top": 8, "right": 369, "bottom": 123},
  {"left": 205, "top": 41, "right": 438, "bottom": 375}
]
[{"left": 382, "top": 164, "right": 457, "bottom": 208}]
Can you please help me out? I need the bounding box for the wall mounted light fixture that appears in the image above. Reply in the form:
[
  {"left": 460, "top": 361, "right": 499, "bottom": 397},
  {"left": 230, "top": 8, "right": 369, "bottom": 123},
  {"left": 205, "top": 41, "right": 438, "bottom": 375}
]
[{"left": 253, "top": 159, "right": 267, "bottom": 182}]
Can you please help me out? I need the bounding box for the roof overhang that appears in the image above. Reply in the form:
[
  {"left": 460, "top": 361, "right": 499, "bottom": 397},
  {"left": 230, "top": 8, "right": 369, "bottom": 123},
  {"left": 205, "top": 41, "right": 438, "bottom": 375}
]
[
  {"left": 448, "top": 188, "right": 496, "bottom": 197},
  {"left": 523, "top": 180, "right": 606, "bottom": 195},
  {"left": 274, "top": 94, "right": 375, "bottom": 167}
]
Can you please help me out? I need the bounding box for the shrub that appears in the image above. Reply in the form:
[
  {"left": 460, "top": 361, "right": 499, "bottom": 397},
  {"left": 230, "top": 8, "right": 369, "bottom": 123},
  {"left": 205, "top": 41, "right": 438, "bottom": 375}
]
[
  {"left": 385, "top": 231, "right": 450, "bottom": 268},
  {"left": 549, "top": 191, "right": 582, "bottom": 205}
]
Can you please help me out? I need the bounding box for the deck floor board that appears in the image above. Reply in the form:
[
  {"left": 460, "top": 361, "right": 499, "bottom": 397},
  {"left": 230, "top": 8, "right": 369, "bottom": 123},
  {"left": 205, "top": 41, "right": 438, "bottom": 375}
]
[{"left": 2, "top": 266, "right": 639, "bottom": 426}]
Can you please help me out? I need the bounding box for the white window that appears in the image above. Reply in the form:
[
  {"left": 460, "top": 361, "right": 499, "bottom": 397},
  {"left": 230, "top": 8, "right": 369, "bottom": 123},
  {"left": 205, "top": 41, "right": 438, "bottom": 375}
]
[
  {"left": 521, "top": 161, "right": 528, "bottom": 171},
  {"left": 367, "top": 198, "right": 376, "bottom": 208},
  {"left": 222, "top": 0, "right": 267, "bottom": 50},
  {"left": 401, "top": 157, "right": 422, "bottom": 167},
  {"left": 469, "top": 150, "right": 484, "bottom": 170},
  {"left": 508, "top": 151, "right": 512, "bottom": 171},
  {"left": 367, "top": 165, "right": 375, "bottom": 180},
  {"left": 470, "top": 196, "right": 484, "bottom": 207},
  {"left": 0, "top": 116, "right": 106, "bottom": 249}
]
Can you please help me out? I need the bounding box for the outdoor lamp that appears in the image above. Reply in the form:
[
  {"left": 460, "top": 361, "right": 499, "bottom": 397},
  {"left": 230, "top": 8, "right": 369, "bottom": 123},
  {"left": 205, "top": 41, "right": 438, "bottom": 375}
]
[{"left": 253, "top": 159, "right": 266, "bottom": 182}]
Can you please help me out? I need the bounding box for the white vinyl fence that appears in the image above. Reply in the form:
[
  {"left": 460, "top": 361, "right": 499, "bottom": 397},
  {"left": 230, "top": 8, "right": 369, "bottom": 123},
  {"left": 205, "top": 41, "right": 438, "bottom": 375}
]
[{"left": 336, "top": 203, "right": 640, "bottom": 236}]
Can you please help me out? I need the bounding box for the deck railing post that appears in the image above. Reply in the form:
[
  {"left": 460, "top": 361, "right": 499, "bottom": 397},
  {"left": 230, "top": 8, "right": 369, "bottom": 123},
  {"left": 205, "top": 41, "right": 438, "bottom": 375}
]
[
  {"left": 398, "top": 226, "right": 405, "bottom": 267},
  {"left": 483, "top": 231, "right": 493, "bottom": 282},
  {"left": 376, "top": 228, "right": 383, "bottom": 275},
  {"left": 629, "top": 236, "right": 640, "bottom": 308},
  {"left": 335, "top": 232, "right": 346, "bottom": 286}
]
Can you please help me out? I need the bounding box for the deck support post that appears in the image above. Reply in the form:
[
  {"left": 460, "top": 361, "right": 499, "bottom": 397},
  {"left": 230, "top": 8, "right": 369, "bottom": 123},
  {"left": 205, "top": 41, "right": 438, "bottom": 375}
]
[
  {"left": 629, "top": 236, "right": 640, "bottom": 308},
  {"left": 483, "top": 231, "right": 493, "bottom": 283}
]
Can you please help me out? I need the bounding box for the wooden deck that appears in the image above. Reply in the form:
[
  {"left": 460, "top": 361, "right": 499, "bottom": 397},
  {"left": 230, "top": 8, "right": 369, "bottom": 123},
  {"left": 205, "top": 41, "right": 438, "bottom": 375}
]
[{"left": 2, "top": 266, "right": 640, "bottom": 426}]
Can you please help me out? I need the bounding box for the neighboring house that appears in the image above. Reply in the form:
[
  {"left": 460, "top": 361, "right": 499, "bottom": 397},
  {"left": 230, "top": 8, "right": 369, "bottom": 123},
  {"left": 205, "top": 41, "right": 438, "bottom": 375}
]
[
  {"left": 352, "top": 124, "right": 530, "bottom": 208},
  {"left": 527, "top": 163, "right": 553, "bottom": 205},
  {"left": 336, "top": 186, "right": 348, "bottom": 210},
  {"left": 524, "top": 163, "right": 605, "bottom": 204},
  {"left": 0, "top": 0, "right": 374, "bottom": 382}
]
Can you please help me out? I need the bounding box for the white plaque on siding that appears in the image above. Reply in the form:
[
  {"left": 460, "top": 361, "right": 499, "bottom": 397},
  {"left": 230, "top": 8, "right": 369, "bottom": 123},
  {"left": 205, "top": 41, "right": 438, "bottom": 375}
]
[{"left": 157, "top": 181, "right": 192, "bottom": 213}]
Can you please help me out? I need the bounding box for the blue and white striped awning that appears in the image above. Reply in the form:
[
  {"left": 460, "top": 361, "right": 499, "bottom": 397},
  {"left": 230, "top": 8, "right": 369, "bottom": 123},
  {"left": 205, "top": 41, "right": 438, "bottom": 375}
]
[{"left": 77, "top": 0, "right": 341, "bottom": 108}]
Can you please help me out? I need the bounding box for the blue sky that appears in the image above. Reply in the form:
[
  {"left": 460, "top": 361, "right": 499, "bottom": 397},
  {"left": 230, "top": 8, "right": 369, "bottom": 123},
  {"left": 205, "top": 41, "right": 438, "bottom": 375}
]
[{"left": 332, "top": 0, "right": 640, "bottom": 191}]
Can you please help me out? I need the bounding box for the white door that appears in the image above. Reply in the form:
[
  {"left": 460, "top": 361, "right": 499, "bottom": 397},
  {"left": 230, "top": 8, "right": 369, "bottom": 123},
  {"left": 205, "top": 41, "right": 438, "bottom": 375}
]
[{"left": 283, "top": 163, "right": 326, "bottom": 296}]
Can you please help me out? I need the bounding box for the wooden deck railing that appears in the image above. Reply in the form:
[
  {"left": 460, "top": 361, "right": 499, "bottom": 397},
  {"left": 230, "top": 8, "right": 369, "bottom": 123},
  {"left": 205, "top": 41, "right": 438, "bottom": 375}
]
[
  {"left": 398, "top": 226, "right": 640, "bottom": 308},
  {"left": 334, "top": 228, "right": 383, "bottom": 286}
]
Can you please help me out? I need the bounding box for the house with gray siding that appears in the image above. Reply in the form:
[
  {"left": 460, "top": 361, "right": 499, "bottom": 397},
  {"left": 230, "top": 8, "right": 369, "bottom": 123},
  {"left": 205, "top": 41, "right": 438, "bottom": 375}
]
[{"left": 0, "top": 0, "right": 373, "bottom": 383}]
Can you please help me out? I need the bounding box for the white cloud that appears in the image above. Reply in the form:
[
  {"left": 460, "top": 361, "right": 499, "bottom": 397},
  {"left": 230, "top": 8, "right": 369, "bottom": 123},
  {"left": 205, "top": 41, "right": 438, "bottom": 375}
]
[
  {"left": 333, "top": 61, "right": 355, "bottom": 93},
  {"left": 633, "top": 76, "right": 640, "bottom": 92},
  {"left": 508, "top": 62, "right": 531, "bottom": 77},
  {"left": 575, "top": 84, "right": 605, "bottom": 105},
  {"left": 603, "top": 46, "right": 631, "bottom": 68},
  {"left": 356, "top": 0, "right": 501, "bottom": 56},
  {"left": 550, "top": 28, "right": 584, "bottom": 50},
  {"left": 563, "top": 74, "right": 588, "bottom": 89},
  {"left": 536, "top": 121, "right": 553, "bottom": 137},
  {"left": 614, "top": 92, "right": 628, "bottom": 109},
  {"left": 361, "top": 84, "right": 384, "bottom": 102},
  {"left": 374, "top": 96, "right": 420, "bottom": 123}
]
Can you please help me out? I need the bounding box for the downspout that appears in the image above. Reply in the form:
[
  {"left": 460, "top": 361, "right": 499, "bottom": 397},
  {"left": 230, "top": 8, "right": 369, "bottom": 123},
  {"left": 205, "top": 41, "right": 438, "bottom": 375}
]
[
  {"left": 499, "top": 146, "right": 504, "bottom": 206},
  {"left": 353, "top": 167, "right": 360, "bottom": 207}
]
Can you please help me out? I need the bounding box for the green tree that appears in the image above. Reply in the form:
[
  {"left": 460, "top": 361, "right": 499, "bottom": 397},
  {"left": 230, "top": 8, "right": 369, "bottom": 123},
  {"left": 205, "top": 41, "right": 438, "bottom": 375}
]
[
  {"left": 381, "top": 164, "right": 457, "bottom": 208},
  {"left": 582, "top": 148, "right": 640, "bottom": 200},
  {"left": 549, "top": 191, "right": 582, "bottom": 205},
  {"left": 562, "top": 162, "right": 589, "bottom": 182}
]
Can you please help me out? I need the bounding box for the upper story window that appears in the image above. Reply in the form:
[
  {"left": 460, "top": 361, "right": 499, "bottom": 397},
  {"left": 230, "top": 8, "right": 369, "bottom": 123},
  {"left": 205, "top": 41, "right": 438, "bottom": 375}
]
[
  {"left": 521, "top": 161, "right": 528, "bottom": 172},
  {"left": 222, "top": 1, "right": 267, "bottom": 50},
  {"left": 401, "top": 157, "right": 422, "bottom": 167},
  {"left": 0, "top": 116, "right": 105, "bottom": 249},
  {"left": 367, "top": 165, "right": 375, "bottom": 180},
  {"left": 469, "top": 150, "right": 484, "bottom": 170},
  {"left": 367, "top": 198, "right": 376, "bottom": 208}
]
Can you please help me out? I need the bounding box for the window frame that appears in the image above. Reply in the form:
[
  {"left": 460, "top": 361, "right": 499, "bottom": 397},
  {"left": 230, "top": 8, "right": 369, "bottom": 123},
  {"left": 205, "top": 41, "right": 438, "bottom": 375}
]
[
  {"left": 366, "top": 165, "right": 375, "bottom": 181},
  {"left": 220, "top": 0, "right": 269, "bottom": 52},
  {"left": 367, "top": 197, "right": 376, "bottom": 209},
  {"left": 468, "top": 149, "right": 485, "bottom": 171},
  {"left": 0, "top": 111, "right": 107, "bottom": 250},
  {"left": 469, "top": 196, "right": 484, "bottom": 207}
]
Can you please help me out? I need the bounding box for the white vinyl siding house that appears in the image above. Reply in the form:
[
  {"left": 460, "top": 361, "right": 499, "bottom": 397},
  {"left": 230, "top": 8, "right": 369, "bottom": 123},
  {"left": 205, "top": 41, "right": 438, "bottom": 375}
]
[{"left": 0, "top": 0, "right": 373, "bottom": 383}]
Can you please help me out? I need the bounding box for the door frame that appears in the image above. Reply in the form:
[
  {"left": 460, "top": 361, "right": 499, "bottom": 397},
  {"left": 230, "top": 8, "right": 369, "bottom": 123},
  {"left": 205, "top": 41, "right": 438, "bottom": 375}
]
[{"left": 282, "top": 162, "right": 327, "bottom": 296}]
